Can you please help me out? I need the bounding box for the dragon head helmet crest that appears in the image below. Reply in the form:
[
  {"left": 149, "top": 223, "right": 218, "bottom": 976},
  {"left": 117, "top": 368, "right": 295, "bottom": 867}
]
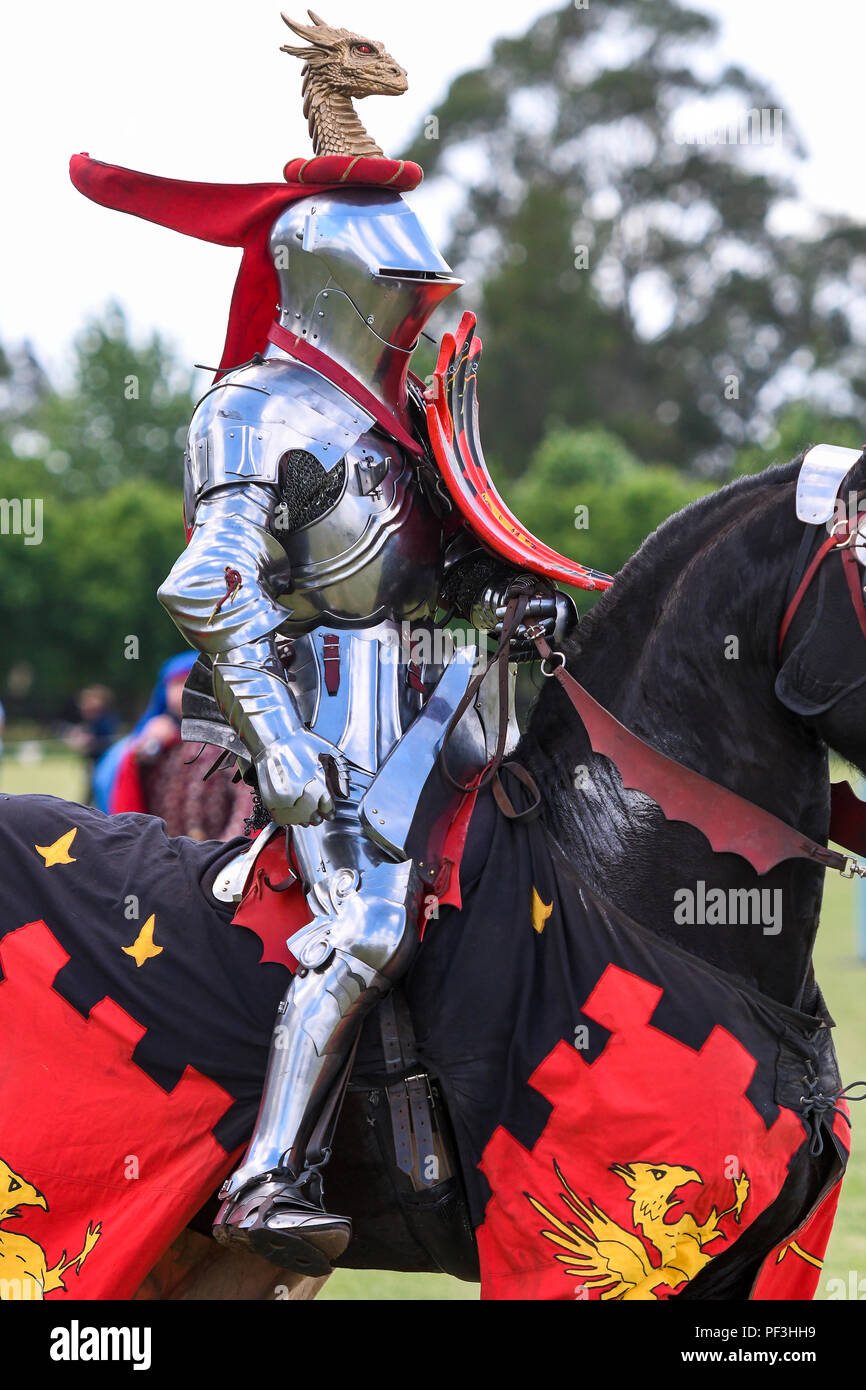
[{"left": 281, "top": 10, "right": 408, "bottom": 156}]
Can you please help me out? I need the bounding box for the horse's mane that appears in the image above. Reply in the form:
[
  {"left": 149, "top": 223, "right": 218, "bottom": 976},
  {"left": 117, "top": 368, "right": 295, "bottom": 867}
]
[
  {"left": 573, "top": 456, "right": 802, "bottom": 661},
  {"left": 519, "top": 454, "right": 805, "bottom": 766}
]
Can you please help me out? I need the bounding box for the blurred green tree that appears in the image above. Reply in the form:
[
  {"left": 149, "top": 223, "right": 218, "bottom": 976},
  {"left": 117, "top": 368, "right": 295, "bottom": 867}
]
[
  {"left": 0, "top": 466, "right": 185, "bottom": 718},
  {"left": 733, "top": 402, "right": 865, "bottom": 476},
  {"left": 405, "top": 0, "right": 866, "bottom": 477},
  {"left": 0, "top": 307, "right": 193, "bottom": 718},
  {"left": 503, "top": 425, "right": 708, "bottom": 611},
  {"left": 22, "top": 302, "right": 194, "bottom": 497}
]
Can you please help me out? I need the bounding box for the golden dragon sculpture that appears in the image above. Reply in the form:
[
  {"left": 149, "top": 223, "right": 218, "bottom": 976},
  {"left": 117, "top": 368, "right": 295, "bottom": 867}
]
[{"left": 281, "top": 9, "right": 409, "bottom": 158}]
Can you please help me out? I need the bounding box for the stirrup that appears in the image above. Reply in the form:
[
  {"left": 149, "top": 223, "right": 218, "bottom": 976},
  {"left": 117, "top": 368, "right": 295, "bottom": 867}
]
[{"left": 213, "top": 1165, "right": 352, "bottom": 1276}]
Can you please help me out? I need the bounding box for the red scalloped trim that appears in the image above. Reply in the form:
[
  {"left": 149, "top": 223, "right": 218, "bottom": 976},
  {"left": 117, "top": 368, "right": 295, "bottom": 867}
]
[{"left": 282, "top": 154, "right": 423, "bottom": 191}]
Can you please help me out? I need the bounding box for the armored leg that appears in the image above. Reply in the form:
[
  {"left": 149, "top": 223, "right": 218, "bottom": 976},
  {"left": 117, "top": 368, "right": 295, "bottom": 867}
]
[{"left": 213, "top": 857, "right": 420, "bottom": 1273}]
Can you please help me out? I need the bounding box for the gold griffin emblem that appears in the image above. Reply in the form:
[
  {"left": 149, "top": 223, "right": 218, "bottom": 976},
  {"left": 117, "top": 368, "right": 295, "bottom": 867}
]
[
  {"left": 0, "top": 1156, "right": 101, "bottom": 1300},
  {"left": 528, "top": 1159, "right": 750, "bottom": 1299}
]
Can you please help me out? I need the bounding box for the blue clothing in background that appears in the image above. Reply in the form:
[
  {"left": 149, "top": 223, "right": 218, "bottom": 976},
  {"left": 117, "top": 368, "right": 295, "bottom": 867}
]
[{"left": 92, "top": 652, "right": 197, "bottom": 812}]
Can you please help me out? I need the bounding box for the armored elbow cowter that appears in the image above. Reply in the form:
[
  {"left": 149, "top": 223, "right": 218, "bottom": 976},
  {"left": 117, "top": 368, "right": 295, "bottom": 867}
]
[{"left": 158, "top": 483, "right": 348, "bottom": 825}]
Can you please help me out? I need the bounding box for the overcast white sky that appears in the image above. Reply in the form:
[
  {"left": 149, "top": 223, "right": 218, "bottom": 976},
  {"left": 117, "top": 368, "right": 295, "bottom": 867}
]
[{"left": 2, "top": 0, "right": 865, "bottom": 380}]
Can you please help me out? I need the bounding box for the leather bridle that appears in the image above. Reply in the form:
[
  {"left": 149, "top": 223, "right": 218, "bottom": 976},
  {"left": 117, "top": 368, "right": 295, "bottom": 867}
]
[{"left": 778, "top": 510, "right": 866, "bottom": 662}]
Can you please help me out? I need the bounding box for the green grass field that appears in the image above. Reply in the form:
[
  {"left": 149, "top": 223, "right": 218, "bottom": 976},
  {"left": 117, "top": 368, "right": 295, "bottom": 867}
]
[{"left": 2, "top": 748, "right": 863, "bottom": 1301}]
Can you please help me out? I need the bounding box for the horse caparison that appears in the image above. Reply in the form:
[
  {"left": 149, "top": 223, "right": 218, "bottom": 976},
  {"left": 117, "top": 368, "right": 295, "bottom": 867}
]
[
  {"left": 4, "top": 450, "right": 862, "bottom": 1299},
  {"left": 172, "top": 449, "right": 866, "bottom": 1297}
]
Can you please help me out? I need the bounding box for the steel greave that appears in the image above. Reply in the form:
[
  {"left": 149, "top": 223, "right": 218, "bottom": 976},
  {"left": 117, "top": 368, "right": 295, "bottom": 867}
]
[{"left": 221, "top": 858, "right": 420, "bottom": 1196}]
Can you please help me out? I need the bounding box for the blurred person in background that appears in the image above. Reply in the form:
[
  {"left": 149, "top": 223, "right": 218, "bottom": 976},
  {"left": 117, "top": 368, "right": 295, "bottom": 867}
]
[
  {"left": 64, "top": 684, "right": 119, "bottom": 802},
  {"left": 95, "top": 653, "right": 253, "bottom": 840}
]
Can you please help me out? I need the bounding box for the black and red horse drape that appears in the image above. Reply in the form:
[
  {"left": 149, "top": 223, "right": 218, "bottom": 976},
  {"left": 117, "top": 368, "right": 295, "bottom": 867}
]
[{"left": 0, "top": 792, "right": 847, "bottom": 1299}]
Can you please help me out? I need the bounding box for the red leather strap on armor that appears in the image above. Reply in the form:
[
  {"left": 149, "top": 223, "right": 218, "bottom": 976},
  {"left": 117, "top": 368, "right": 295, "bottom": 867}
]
[
  {"left": 407, "top": 662, "right": 427, "bottom": 695},
  {"left": 321, "top": 635, "right": 340, "bottom": 696},
  {"left": 267, "top": 322, "right": 424, "bottom": 459}
]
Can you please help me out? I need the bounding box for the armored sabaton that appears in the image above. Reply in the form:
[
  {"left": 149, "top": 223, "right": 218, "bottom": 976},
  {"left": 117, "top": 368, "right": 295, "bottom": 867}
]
[{"left": 157, "top": 188, "right": 559, "bottom": 1272}]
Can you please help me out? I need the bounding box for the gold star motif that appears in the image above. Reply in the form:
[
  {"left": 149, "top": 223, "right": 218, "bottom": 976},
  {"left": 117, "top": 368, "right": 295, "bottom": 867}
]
[
  {"left": 122, "top": 914, "right": 163, "bottom": 968},
  {"left": 35, "top": 828, "right": 78, "bottom": 867},
  {"left": 531, "top": 886, "right": 553, "bottom": 934}
]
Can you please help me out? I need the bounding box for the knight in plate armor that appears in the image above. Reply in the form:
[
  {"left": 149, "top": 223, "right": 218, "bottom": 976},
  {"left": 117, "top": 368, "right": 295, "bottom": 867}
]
[{"left": 71, "top": 9, "right": 609, "bottom": 1274}]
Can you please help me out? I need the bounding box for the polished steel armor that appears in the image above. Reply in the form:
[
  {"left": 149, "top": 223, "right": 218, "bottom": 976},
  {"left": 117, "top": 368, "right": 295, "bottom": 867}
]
[
  {"left": 157, "top": 188, "right": 554, "bottom": 1273},
  {"left": 268, "top": 189, "right": 462, "bottom": 420},
  {"left": 795, "top": 443, "right": 864, "bottom": 526}
]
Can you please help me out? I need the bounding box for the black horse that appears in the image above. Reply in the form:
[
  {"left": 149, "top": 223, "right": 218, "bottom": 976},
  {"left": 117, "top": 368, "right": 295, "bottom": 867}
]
[
  {"left": 1, "top": 450, "right": 862, "bottom": 1300},
  {"left": 331, "top": 448, "right": 866, "bottom": 1297}
]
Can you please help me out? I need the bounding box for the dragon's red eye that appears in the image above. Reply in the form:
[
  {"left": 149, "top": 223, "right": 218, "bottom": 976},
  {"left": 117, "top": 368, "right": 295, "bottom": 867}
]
[{"left": 355, "top": 43, "right": 374, "bottom": 54}]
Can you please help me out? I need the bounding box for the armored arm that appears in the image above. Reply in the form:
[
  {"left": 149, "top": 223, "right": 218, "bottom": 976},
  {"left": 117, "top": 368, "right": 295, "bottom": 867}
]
[{"left": 158, "top": 375, "right": 352, "bottom": 826}]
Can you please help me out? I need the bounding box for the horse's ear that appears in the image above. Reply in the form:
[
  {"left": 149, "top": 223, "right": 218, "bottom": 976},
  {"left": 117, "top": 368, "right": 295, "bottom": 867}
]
[{"left": 776, "top": 567, "right": 866, "bottom": 716}]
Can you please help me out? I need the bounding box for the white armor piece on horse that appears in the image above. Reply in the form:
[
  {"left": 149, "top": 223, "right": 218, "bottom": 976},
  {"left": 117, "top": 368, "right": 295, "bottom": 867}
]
[{"left": 158, "top": 188, "right": 571, "bottom": 1273}]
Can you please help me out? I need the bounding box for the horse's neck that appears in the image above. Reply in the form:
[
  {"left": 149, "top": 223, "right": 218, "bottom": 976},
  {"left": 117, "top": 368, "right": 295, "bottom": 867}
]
[
  {"left": 586, "top": 496, "right": 828, "bottom": 832},
  {"left": 532, "top": 484, "right": 828, "bottom": 1008}
]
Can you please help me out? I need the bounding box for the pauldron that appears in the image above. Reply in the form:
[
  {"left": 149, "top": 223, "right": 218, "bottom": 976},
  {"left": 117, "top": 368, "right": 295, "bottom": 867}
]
[{"left": 183, "top": 356, "right": 375, "bottom": 530}]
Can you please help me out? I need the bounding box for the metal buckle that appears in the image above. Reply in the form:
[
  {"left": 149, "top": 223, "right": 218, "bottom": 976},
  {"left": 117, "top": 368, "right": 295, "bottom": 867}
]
[
  {"left": 540, "top": 650, "right": 565, "bottom": 677},
  {"left": 841, "top": 857, "right": 866, "bottom": 879},
  {"left": 403, "top": 1071, "right": 435, "bottom": 1102}
]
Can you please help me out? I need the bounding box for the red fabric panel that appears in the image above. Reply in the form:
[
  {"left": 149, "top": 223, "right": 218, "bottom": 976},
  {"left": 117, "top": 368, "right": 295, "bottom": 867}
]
[
  {"left": 0, "top": 921, "right": 241, "bottom": 1299},
  {"left": 107, "top": 746, "right": 147, "bottom": 816},
  {"left": 69, "top": 154, "right": 310, "bottom": 245},
  {"left": 230, "top": 836, "right": 310, "bottom": 971},
  {"left": 750, "top": 1178, "right": 843, "bottom": 1300},
  {"left": 477, "top": 965, "right": 808, "bottom": 1300},
  {"left": 230, "top": 784, "right": 479, "bottom": 964},
  {"left": 69, "top": 153, "right": 422, "bottom": 377},
  {"left": 436, "top": 787, "right": 481, "bottom": 915}
]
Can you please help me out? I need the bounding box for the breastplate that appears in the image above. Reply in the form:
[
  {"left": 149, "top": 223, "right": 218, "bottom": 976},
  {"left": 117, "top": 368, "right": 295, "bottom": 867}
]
[
  {"left": 271, "top": 437, "right": 444, "bottom": 631},
  {"left": 285, "top": 621, "right": 446, "bottom": 775}
]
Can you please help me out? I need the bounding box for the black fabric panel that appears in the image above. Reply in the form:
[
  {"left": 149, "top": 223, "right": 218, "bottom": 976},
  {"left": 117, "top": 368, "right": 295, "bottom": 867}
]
[
  {"left": 407, "top": 777, "right": 844, "bottom": 1229},
  {"left": 0, "top": 794, "right": 288, "bottom": 1153}
]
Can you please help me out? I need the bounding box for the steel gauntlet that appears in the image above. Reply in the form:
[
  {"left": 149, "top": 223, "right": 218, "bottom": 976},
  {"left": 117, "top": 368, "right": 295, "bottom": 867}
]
[{"left": 469, "top": 574, "right": 578, "bottom": 655}]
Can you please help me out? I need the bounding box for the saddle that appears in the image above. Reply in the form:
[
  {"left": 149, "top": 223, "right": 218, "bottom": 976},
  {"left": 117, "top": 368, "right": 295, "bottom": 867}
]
[{"left": 188, "top": 987, "right": 479, "bottom": 1283}]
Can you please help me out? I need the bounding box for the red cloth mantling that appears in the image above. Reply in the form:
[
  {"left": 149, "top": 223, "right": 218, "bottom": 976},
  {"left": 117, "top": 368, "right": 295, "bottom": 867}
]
[{"left": 69, "top": 153, "right": 423, "bottom": 378}]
